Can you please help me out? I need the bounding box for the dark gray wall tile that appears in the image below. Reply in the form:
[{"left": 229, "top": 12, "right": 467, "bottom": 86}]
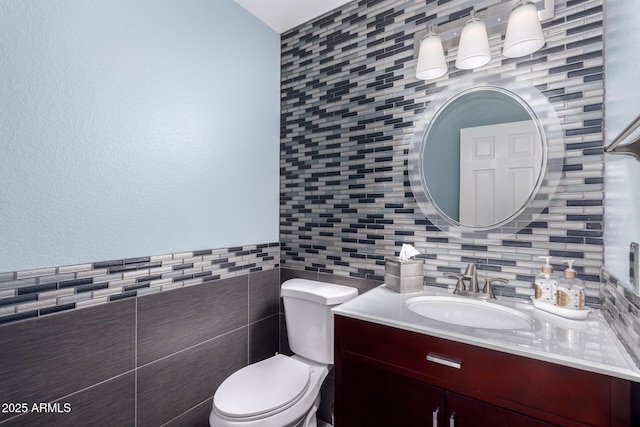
[
  {"left": 0, "top": 300, "right": 135, "bottom": 423},
  {"left": 137, "top": 276, "right": 248, "bottom": 365},
  {"left": 279, "top": 313, "right": 293, "bottom": 356},
  {"left": 249, "top": 268, "right": 280, "bottom": 323},
  {"left": 2, "top": 372, "right": 135, "bottom": 427},
  {"left": 137, "top": 327, "right": 247, "bottom": 427},
  {"left": 162, "top": 398, "right": 212, "bottom": 427},
  {"left": 249, "top": 314, "right": 279, "bottom": 364}
]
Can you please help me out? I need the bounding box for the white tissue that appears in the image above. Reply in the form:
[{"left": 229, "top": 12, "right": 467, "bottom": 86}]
[{"left": 398, "top": 244, "right": 420, "bottom": 262}]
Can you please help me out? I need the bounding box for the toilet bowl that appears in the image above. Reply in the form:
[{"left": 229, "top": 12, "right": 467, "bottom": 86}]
[
  {"left": 209, "top": 355, "right": 327, "bottom": 427},
  {"left": 209, "top": 279, "right": 358, "bottom": 427}
]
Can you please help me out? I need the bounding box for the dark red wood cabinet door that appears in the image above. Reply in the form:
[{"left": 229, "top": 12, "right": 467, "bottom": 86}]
[
  {"left": 336, "top": 357, "right": 445, "bottom": 427},
  {"left": 445, "top": 391, "right": 555, "bottom": 427}
]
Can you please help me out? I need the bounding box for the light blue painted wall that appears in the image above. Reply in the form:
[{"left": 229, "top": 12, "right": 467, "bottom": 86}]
[
  {"left": 0, "top": 0, "right": 280, "bottom": 271},
  {"left": 604, "top": 0, "right": 640, "bottom": 284}
]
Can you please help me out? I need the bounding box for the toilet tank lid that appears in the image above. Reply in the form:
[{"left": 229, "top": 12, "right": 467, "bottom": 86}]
[{"left": 281, "top": 279, "right": 358, "bottom": 305}]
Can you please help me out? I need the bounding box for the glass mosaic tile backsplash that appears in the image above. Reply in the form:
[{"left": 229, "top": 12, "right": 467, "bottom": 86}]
[
  {"left": 0, "top": 242, "right": 279, "bottom": 325},
  {"left": 279, "top": 0, "right": 605, "bottom": 306}
]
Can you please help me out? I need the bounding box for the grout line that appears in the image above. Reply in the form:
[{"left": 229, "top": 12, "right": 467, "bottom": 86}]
[
  {"left": 136, "top": 325, "right": 249, "bottom": 370},
  {"left": 247, "top": 311, "right": 279, "bottom": 327},
  {"left": 159, "top": 397, "right": 212, "bottom": 427}
]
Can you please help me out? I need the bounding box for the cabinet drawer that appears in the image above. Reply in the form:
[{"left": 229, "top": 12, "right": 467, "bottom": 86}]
[{"left": 335, "top": 316, "right": 627, "bottom": 426}]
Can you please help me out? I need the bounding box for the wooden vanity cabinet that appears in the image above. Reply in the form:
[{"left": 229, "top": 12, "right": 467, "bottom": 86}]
[{"left": 334, "top": 316, "right": 632, "bottom": 427}]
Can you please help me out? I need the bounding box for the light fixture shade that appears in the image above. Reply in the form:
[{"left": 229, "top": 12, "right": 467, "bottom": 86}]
[
  {"left": 503, "top": 1, "right": 545, "bottom": 58},
  {"left": 455, "top": 18, "right": 491, "bottom": 70},
  {"left": 416, "top": 33, "right": 447, "bottom": 80}
]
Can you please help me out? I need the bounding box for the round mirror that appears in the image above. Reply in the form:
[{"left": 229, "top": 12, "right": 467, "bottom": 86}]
[
  {"left": 409, "top": 76, "right": 564, "bottom": 237},
  {"left": 423, "top": 87, "right": 543, "bottom": 228}
]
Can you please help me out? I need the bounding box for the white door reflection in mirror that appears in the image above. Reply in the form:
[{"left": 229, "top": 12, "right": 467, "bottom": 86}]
[{"left": 459, "top": 120, "right": 541, "bottom": 227}]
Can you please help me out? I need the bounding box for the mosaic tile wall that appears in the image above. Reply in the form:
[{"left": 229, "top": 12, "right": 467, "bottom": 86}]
[
  {"left": 0, "top": 242, "right": 280, "bottom": 325},
  {"left": 601, "top": 269, "right": 640, "bottom": 367},
  {"left": 280, "top": 0, "right": 605, "bottom": 306}
]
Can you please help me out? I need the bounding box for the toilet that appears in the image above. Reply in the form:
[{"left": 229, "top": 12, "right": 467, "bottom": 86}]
[{"left": 209, "top": 278, "right": 358, "bottom": 427}]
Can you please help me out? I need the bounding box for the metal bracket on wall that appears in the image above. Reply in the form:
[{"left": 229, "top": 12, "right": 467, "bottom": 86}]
[
  {"left": 631, "top": 242, "right": 639, "bottom": 293},
  {"left": 537, "top": 0, "right": 555, "bottom": 21},
  {"left": 604, "top": 114, "right": 640, "bottom": 161}
]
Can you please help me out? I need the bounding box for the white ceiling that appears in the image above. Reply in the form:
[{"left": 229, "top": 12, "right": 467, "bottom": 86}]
[{"left": 233, "top": 0, "right": 353, "bottom": 33}]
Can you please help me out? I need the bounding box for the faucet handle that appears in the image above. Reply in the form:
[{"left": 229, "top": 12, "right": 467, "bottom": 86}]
[
  {"left": 482, "top": 278, "right": 508, "bottom": 299},
  {"left": 445, "top": 273, "right": 466, "bottom": 294}
]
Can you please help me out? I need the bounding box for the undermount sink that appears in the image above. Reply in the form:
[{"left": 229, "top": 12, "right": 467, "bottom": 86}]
[{"left": 405, "top": 296, "right": 532, "bottom": 330}]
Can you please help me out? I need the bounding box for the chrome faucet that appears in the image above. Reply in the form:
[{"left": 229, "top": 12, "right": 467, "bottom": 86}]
[
  {"left": 445, "top": 263, "right": 508, "bottom": 299},
  {"left": 445, "top": 263, "right": 478, "bottom": 295}
]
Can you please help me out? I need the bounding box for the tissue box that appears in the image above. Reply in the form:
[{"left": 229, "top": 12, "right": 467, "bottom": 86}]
[{"left": 384, "top": 258, "right": 424, "bottom": 293}]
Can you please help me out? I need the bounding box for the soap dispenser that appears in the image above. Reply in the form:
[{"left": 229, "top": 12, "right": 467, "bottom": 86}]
[
  {"left": 556, "top": 259, "right": 585, "bottom": 310},
  {"left": 534, "top": 256, "right": 559, "bottom": 304}
]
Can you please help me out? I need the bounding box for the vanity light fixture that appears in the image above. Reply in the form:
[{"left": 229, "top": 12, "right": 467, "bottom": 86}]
[
  {"left": 455, "top": 11, "right": 492, "bottom": 70},
  {"left": 414, "top": 0, "right": 553, "bottom": 80},
  {"left": 415, "top": 28, "right": 448, "bottom": 80},
  {"left": 503, "top": 0, "right": 546, "bottom": 58}
]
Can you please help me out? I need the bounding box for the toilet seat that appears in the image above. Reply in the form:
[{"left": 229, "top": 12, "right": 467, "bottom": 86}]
[{"left": 213, "top": 355, "right": 310, "bottom": 420}]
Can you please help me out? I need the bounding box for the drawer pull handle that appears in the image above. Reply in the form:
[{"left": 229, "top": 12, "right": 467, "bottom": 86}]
[
  {"left": 433, "top": 407, "right": 439, "bottom": 427},
  {"left": 450, "top": 413, "right": 456, "bottom": 427},
  {"left": 426, "top": 353, "right": 462, "bottom": 369}
]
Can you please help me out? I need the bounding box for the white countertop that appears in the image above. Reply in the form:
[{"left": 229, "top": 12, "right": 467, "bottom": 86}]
[{"left": 332, "top": 285, "right": 640, "bottom": 383}]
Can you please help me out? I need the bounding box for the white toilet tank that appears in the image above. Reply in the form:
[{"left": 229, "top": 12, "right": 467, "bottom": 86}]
[{"left": 281, "top": 279, "right": 358, "bottom": 365}]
